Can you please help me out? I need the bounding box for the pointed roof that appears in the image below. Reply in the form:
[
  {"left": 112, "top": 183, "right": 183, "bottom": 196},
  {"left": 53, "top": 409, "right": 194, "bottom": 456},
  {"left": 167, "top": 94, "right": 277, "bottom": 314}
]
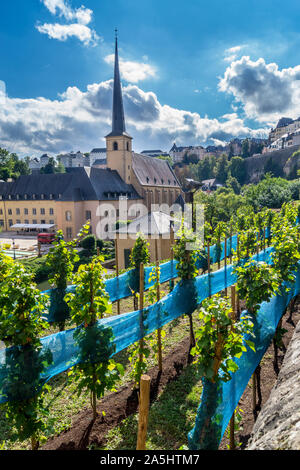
[{"left": 106, "top": 34, "right": 132, "bottom": 139}]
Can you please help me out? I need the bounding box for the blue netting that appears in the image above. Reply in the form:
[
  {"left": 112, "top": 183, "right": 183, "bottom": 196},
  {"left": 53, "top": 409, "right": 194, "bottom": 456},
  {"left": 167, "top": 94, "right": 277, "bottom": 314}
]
[
  {"left": 188, "top": 267, "right": 300, "bottom": 450},
  {"left": 42, "top": 232, "right": 248, "bottom": 323},
  {"left": 0, "top": 245, "right": 276, "bottom": 404}
]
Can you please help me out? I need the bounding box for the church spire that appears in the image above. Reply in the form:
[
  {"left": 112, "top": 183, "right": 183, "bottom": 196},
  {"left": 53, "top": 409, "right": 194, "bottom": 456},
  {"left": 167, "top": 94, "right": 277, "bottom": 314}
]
[{"left": 111, "top": 30, "right": 126, "bottom": 135}]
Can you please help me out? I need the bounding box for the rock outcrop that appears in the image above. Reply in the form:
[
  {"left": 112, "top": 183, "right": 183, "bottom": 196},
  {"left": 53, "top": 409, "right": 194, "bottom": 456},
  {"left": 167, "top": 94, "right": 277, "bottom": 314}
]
[{"left": 247, "top": 321, "right": 300, "bottom": 450}]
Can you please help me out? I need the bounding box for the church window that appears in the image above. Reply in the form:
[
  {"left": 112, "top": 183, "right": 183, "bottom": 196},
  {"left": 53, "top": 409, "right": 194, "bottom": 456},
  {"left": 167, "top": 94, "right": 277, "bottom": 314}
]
[
  {"left": 126, "top": 142, "right": 129, "bottom": 151},
  {"left": 113, "top": 142, "right": 118, "bottom": 151}
]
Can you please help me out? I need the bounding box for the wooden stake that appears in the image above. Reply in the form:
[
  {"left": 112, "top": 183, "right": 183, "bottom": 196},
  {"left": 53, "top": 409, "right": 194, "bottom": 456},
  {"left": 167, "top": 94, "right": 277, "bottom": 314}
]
[
  {"left": 115, "top": 237, "right": 120, "bottom": 315},
  {"left": 139, "top": 263, "right": 145, "bottom": 372},
  {"left": 224, "top": 237, "right": 227, "bottom": 296},
  {"left": 170, "top": 243, "right": 175, "bottom": 292},
  {"left": 97, "top": 246, "right": 100, "bottom": 257},
  {"left": 136, "top": 374, "right": 151, "bottom": 450},
  {"left": 155, "top": 240, "right": 163, "bottom": 372},
  {"left": 207, "top": 242, "right": 211, "bottom": 298},
  {"left": 229, "top": 285, "right": 236, "bottom": 450},
  {"left": 230, "top": 224, "right": 233, "bottom": 264}
]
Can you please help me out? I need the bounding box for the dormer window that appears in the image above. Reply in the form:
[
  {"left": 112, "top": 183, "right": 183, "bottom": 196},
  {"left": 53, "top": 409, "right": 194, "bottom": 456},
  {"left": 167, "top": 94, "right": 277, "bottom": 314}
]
[
  {"left": 32, "top": 194, "right": 36, "bottom": 200},
  {"left": 24, "top": 194, "right": 28, "bottom": 200},
  {"left": 146, "top": 177, "right": 150, "bottom": 183},
  {"left": 113, "top": 142, "right": 118, "bottom": 151},
  {"left": 154, "top": 178, "right": 157, "bottom": 184},
  {"left": 41, "top": 194, "right": 44, "bottom": 200},
  {"left": 8, "top": 195, "right": 11, "bottom": 200},
  {"left": 16, "top": 194, "right": 19, "bottom": 200}
]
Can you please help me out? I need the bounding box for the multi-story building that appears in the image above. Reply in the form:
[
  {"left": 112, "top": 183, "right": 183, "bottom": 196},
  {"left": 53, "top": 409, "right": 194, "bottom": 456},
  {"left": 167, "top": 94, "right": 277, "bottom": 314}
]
[
  {"left": 269, "top": 117, "right": 300, "bottom": 143},
  {"left": 0, "top": 35, "right": 182, "bottom": 240},
  {"left": 169, "top": 143, "right": 206, "bottom": 163}
]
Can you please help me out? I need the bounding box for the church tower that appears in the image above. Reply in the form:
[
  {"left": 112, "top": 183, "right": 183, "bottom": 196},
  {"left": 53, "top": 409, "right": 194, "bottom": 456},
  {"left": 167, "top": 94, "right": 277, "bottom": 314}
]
[{"left": 106, "top": 32, "right": 133, "bottom": 184}]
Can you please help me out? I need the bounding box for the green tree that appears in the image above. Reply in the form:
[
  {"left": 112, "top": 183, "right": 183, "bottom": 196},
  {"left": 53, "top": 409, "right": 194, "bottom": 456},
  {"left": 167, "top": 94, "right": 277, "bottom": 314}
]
[
  {"left": 0, "top": 257, "right": 52, "bottom": 449},
  {"left": 65, "top": 257, "right": 124, "bottom": 419},
  {"left": 241, "top": 139, "right": 250, "bottom": 159},
  {"left": 46, "top": 223, "right": 90, "bottom": 330}
]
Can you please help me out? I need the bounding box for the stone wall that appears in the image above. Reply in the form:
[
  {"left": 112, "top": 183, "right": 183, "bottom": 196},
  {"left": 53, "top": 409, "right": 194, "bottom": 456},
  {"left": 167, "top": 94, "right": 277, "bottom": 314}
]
[
  {"left": 247, "top": 320, "right": 300, "bottom": 450},
  {"left": 244, "top": 146, "right": 300, "bottom": 183}
]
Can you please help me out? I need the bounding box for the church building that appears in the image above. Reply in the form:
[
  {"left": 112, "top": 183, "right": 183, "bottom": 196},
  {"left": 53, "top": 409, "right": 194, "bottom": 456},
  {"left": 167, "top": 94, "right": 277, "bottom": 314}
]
[{"left": 0, "top": 35, "right": 182, "bottom": 240}]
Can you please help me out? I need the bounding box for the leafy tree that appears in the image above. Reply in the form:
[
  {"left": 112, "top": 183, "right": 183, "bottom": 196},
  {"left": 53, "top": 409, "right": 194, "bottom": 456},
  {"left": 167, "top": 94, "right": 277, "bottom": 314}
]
[
  {"left": 0, "top": 257, "right": 52, "bottom": 449},
  {"left": 65, "top": 257, "right": 124, "bottom": 419},
  {"left": 226, "top": 175, "right": 241, "bottom": 195},
  {"left": 241, "top": 139, "right": 250, "bottom": 159},
  {"left": 234, "top": 260, "right": 281, "bottom": 314},
  {"left": 40, "top": 157, "right": 65, "bottom": 174},
  {"left": 46, "top": 223, "right": 90, "bottom": 330},
  {"left": 191, "top": 294, "right": 254, "bottom": 383},
  {"left": 229, "top": 156, "right": 246, "bottom": 185},
  {"left": 80, "top": 234, "right": 96, "bottom": 254},
  {"left": 214, "top": 153, "right": 229, "bottom": 184}
]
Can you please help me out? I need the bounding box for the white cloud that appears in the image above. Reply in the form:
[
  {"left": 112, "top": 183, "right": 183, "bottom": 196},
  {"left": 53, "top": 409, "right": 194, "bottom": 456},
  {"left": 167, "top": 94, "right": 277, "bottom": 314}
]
[
  {"left": 104, "top": 54, "right": 157, "bottom": 83},
  {"left": 37, "top": 0, "right": 98, "bottom": 46},
  {"left": 37, "top": 22, "right": 99, "bottom": 46},
  {"left": 219, "top": 55, "right": 300, "bottom": 123},
  {"left": 224, "top": 45, "right": 246, "bottom": 62},
  {"left": 0, "top": 79, "right": 269, "bottom": 157}
]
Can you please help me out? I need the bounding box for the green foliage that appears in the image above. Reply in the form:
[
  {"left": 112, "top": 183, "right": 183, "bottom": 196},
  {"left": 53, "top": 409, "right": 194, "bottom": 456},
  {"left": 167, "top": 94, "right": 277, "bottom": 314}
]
[
  {"left": 271, "top": 218, "right": 300, "bottom": 286},
  {"left": 0, "top": 148, "right": 30, "bottom": 181},
  {"left": 80, "top": 234, "right": 96, "bottom": 253},
  {"left": 129, "top": 233, "right": 150, "bottom": 269},
  {"left": 0, "top": 261, "right": 49, "bottom": 347},
  {"left": 46, "top": 223, "right": 90, "bottom": 327},
  {"left": 65, "top": 257, "right": 124, "bottom": 416},
  {"left": 128, "top": 339, "right": 151, "bottom": 387},
  {"left": 20, "top": 257, "right": 52, "bottom": 283},
  {"left": 191, "top": 295, "right": 254, "bottom": 383},
  {"left": 173, "top": 225, "right": 200, "bottom": 280},
  {"left": 40, "top": 157, "right": 65, "bottom": 174},
  {"left": 235, "top": 227, "right": 258, "bottom": 260},
  {"left": 0, "top": 255, "right": 52, "bottom": 449},
  {"left": 234, "top": 260, "right": 281, "bottom": 314},
  {"left": 244, "top": 174, "right": 292, "bottom": 210}
]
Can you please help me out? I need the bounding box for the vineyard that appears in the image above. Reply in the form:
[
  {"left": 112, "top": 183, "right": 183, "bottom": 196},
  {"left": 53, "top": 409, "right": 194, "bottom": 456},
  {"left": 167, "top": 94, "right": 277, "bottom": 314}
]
[{"left": 0, "top": 203, "right": 300, "bottom": 450}]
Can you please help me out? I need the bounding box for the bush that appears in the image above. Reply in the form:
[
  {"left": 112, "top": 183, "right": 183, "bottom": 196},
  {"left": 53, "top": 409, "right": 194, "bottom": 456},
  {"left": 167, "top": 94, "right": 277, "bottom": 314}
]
[
  {"left": 80, "top": 234, "right": 96, "bottom": 252},
  {"left": 20, "top": 257, "right": 52, "bottom": 284}
]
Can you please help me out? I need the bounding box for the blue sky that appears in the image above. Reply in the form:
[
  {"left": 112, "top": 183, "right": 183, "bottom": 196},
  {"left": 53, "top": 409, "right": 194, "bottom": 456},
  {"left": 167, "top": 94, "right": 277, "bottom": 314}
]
[{"left": 1, "top": 0, "right": 300, "bottom": 156}]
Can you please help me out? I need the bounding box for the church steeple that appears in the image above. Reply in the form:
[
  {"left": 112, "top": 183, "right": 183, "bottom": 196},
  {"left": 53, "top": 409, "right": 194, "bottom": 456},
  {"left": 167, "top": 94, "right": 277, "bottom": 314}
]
[
  {"left": 112, "top": 31, "right": 126, "bottom": 135},
  {"left": 106, "top": 31, "right": 132, "bottom": 183}
]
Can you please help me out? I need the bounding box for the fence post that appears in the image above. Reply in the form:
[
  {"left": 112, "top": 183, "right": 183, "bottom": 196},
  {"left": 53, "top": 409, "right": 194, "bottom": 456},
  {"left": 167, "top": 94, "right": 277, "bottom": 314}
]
[
  {"left": 155, "top": 239, "right": 163, "bottom": 372},
  {"left": 136, "top": 374, "right": 151, "bottom": 450},
  {"left": 139, "top": 262, "right": 145, "bottom": 375},
  {"left": 224, "top": 237, "right": 227, "bottom": 296},
  {"left": 115, "top": 237, "right": 120, "bottom": 315},
  {"left": 229, "top": 286, "right": 236, "bottom": 450},
  {"left": 207, "top": 242, "right": 211, "bottom": 298}
]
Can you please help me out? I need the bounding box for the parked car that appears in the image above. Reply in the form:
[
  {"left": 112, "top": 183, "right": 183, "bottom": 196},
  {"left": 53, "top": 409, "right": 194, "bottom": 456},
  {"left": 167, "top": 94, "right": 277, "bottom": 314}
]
[{"left": 37, "top": 232, "right": 56, "bottom": 244}]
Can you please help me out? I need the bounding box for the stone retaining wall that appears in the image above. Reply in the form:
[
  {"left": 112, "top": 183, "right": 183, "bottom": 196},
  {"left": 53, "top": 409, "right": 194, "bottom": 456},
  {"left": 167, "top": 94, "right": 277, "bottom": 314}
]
[{"left": 247, "top": 321, "right": 300, "bottom": 450}]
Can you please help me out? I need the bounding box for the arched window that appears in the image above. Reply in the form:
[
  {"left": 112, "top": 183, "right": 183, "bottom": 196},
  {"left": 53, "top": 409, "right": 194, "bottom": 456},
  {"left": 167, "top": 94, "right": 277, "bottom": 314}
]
[
  {"left": 126, "top": 142, "right": 129, "bottom": 151},
  {"left": 113, "top": 141, "right": 118, "bottom": 151},
  {"left": 65, "top": 210, "right": 72, "bottom": 222}
]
